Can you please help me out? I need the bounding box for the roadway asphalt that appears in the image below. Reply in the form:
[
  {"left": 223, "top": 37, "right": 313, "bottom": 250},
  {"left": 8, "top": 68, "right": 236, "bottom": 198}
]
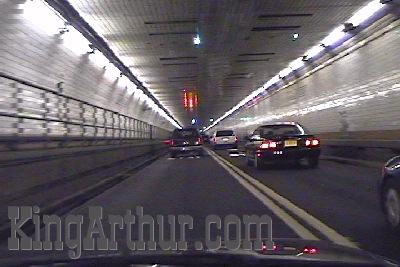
[{"left": 1, "top": 146, "right": 399, "bottom": 264}]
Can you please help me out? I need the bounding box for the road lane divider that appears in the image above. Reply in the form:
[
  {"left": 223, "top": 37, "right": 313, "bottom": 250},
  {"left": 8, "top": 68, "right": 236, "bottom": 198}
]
[
  {"left": 207, "top": 148, "right": 318, "bottom": 241},
  {"left": 206, "top": 147, "right": 359, "bottom": 249}
]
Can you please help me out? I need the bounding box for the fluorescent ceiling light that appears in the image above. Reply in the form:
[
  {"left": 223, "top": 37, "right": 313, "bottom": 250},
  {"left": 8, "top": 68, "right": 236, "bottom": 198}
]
[
  {"left": 126, "top": 84, "right": 135, "bottom": 95},
  {"left": 119, "top": 56, "right": 134, "bottom": 66},
  {"left": 119, "top": 75, "right": 131, "bottom": 87},
  {"left": 289, "top": 58, "right": 304, "bottom": 70},
  {"left": 279, "top": 67, "right": 292, "bottom": 78},
  {"left": 134, "top": 88, "right": 144, "bottom": 99},
  {"left": 22, "top": 0, "right": 65, "bottom": 35},
  {"left": 347, "top": 0, "right": 385, "bottom": 27},
  {"left": 62, "top": 27, "right": 91, "bottom": 55},
  {"left": 305, "top": 45, "right": 325, "bottom": 59},
  {"left": 90, "top": 52, "right": 109, "bottom": 68},
  {"left": 321, "top": 26, "right": 346, "bottom": 46},
  {"left": 104, "top": 63, "right": 120, "bottom": 79}
]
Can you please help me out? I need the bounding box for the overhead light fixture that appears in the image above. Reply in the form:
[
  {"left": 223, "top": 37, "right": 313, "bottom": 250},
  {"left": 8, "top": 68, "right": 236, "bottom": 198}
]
[
  {"left": 87, "top": 44, "right": 96, "bottom": 54},
  {"left": 193, "top": 34, "right": 201, "bottom": 45},
  {"left": 304, "top": 44, "right": 325, "bottom": 59},
  {"left": 343, "top": 22, "right": 356, "bottom": 32},
  {"left": 62, "top": 27, "right": 91, "bottom": 55},
  {"left": 119, "top": 75, "right": 130, "bottom": 87},
  {"left": 22, "top": 0, "right": 66, "bottom": 35},
  {"left": 126, "top": 85, "right": 135, "bottom": 95},
  {"left": 134, "top": 88, "right": 144, "bottom": 99},
  {"left": 279, "top": 67, "right": 292, "bottom": 79},
  {"left": 348, "top": 0, "right": 385, "bottom": 27},
  {"left": 302, "top": 56, "right": 309, "bottom": 61},
  {"left": 59, "top": 24, "right": 69, "bottom": 34},
  {"left": 104, "top": 63, "right": 120, "bottom": 79},
  {"left": 321, "top": 26, "right": 346, "bottom": 46},
  {"left": 89, "top": 51, "right": 109, "bottom": 68},
  {"left": 289, "top": 58, "right": 304, "bottom": 70}
]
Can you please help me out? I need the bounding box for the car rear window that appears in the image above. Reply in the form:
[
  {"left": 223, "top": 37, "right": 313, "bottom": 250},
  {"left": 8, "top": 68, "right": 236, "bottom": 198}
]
[
  {"left": 216, "top": 130, "right": 234, "bottom": 137},
  {"left": 172, "top": 129, "right": 199, "bottom": 138},
  {"left": 259, "top": 125, "right": 304, "bottom": 137}
]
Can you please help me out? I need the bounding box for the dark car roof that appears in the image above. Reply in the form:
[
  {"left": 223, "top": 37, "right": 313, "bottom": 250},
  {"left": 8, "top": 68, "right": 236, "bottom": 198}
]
[
  {"left": 174, "top": 128, "right": 199, "bottom": 132},
  {"left": 259, "top": 122, "right": 298, "bottom": 127}
]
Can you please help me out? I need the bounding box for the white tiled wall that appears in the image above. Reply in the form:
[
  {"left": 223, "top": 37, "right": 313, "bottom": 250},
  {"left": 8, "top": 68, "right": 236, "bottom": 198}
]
[
  {"left": 219, "top": 18, "right": 400, "bottom": 137},
  {"left": 0, "top": 1, "right": 174, "bottom": 136}
]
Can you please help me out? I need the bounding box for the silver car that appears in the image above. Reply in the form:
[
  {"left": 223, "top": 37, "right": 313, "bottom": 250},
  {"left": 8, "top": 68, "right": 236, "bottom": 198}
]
[{"left": 212, "top": 130, "right": 238, "bottom": 149}]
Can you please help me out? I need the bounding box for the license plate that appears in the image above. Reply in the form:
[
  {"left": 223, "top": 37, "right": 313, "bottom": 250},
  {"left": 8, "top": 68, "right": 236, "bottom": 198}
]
[
  {"left": 223, "top": 138, "right": 229, "bottom": 141},
  {"left": 284, "top": 140, "right": 297, "bottom": 147}
]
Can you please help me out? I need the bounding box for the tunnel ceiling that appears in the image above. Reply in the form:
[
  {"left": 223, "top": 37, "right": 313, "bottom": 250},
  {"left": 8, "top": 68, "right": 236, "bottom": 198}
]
[{"left": 65, "top": 0, "right": 370, "bottom": 128}]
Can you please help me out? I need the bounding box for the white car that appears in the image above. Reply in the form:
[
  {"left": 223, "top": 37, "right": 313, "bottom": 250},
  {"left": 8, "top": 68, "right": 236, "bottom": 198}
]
[{"left": 212, "top": 130, "right": 238, "bottom": 149}]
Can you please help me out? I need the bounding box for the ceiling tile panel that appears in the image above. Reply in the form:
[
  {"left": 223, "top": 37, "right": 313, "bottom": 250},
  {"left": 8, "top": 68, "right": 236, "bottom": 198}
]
[{"left": 67, "top": 0, "right": 370, "bottom": 127}]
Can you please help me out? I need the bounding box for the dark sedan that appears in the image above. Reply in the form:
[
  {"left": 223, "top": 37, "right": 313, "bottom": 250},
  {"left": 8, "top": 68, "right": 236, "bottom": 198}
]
[
  {"left": 379, "top": 156, "right": 400, "bottom": 233},
  {"left": 244, "top": 122, "right": 321, "bottom": 169},
  {"left": 168, "top": 128, "right": 204, "bottom": 158}
]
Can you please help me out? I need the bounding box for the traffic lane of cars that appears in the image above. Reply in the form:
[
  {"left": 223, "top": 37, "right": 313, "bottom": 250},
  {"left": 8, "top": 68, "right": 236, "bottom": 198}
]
[{"left": 213, "top": 148, "right": 400, "bottom": 262}]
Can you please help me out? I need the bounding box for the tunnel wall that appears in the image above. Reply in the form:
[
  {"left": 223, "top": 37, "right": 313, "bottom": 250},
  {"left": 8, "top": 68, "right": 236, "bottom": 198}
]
[
  {"left": 0, "top": 1, "right": 175, "bottom": 134},
  {"left": 217, "top": 15, "right": 400, "bottom": 142}
]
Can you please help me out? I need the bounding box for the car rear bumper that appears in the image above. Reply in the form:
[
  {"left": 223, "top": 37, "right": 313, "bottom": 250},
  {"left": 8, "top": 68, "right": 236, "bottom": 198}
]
[
  {"left": 214, "top": 142, "right": 238, "bottom": 148},
  {"left": 257, "top": 148, "right": 321, "bottom": 163},
  {"left": 170, "top": 145, "right": 203, "bottom": 153}
]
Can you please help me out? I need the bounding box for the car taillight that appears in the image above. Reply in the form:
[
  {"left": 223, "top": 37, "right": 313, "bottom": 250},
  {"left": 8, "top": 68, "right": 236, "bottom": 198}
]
[
  {"left": 259, "top": 141, "right": 278, "bottom": 149},
  {"left": 305, "top": 138, "right": 320, "bottom": 147},
  {"left": 170, "top": 140, "right": 175, "bottom": 145},
  {"left": 235, "top": 136, "right": 238, "bottom": 142},
  {"left": 214, "top": 137, "right": 217, "bottom": 142},
  {"left": 198, "top": 137, "right": 203, "bottom": 144},
  {"left": 303, "top": 247, "right": 318, "bottom": 254}
]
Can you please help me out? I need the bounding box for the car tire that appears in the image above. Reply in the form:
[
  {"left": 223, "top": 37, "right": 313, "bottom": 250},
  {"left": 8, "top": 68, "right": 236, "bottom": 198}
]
[
  {"left": 246, "top": 153, "right": 254, "bottom": 166},
  {"left": 383, "top": 180, "right": 400, "bottom": 233},
  {"left": 198, "top": 149, "right": 204, "bottom": 157},
  {"left": 255, "top": 155, "right": 263, "bottom": 170},
  {"left": 307, "top": 156, "right": 319, "bottom": 168}
]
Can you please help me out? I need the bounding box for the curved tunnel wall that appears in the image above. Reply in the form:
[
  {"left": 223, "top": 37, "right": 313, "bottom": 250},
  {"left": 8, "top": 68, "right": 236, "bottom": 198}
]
[
  {"left": 217, "top": 15, "right": 400, "bottom": 141},
  {"left": 0, "top": 1, "right": 175, "bottom": 138}
]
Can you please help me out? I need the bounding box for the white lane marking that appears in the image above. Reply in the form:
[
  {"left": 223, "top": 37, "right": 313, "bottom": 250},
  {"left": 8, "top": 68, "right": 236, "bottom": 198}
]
[
  {"left": 206, "top": 148, "right": 318, "bottom": 240},
  {"left": 207, "top": 148, "right": 359, "bottom": 249}
]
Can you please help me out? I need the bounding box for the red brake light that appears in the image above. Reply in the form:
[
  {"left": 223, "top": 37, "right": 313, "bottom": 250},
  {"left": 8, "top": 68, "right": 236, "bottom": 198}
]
[
  {"left": 259, "top": 141, "right": 278, "bottom": 149},
  {"left": 198, "top": 137, "right": 203, "bottom": 144},
  {"left": 303, "top": 247, "right": 318, "bottom": 254},
  {"left": 213, "top": 137, "right": 217, "bottom": 142},
  {"left": 305, "top": 138, "right": 320, "bottom": 147},
  {"left": 235, "top": 136, "right": 238, "bottom": 142}
]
